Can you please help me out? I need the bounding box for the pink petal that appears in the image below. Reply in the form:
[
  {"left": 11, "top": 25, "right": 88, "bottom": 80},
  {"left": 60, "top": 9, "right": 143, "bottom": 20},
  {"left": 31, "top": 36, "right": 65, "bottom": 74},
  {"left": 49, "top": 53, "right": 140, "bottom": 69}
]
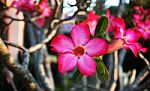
[
  {"left": 125, "top": 29, "right": 139, "bottom": 42},
  {"left": 114, "top": 28, "right": 125, "bottom": 39},
  {"left": 51, "top": 34, "right": 74, "bottom": 53},
  {"left": 58, "top": 53, "right": 78, "bottom": 75},
  {"left": 85, "top": 38, "right": 108, "bottom": 57},
  {"left": 124, "top": 44, "right": 138, "bottom": 57},
  {"left": 87, "top": 20, "right": 97, "bottom": 36},
  {"left": 70, "top": 22, "right": 90, "bottom": 46},
  {"left": 133, "top": 43, "right": 147, "bottom": 53},
  {"left": 78, "top": 54, "right": 96, "bottom": 76}
]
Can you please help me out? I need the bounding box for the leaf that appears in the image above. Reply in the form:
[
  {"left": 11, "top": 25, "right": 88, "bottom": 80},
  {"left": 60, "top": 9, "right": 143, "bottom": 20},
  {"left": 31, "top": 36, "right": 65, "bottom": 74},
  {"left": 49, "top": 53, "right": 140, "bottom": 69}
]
[
  {"left": 72, "top": 68, "right": 83, "bottom": 82},
  {"left": 94, "top": 57, "right": 109, "bottom": 82},
  {"left": 94, "top": 16, "right": 108, "bottom": 38}
]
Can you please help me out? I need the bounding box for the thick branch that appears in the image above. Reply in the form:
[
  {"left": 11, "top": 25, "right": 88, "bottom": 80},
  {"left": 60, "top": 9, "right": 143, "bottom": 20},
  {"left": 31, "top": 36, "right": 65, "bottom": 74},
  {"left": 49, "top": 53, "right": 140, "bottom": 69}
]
[
  {"left": 0, "top": 38, "right": 41, "bottom": 91},
  {"left": 4, "top": 40, "right": 30, "bottom": 70}
]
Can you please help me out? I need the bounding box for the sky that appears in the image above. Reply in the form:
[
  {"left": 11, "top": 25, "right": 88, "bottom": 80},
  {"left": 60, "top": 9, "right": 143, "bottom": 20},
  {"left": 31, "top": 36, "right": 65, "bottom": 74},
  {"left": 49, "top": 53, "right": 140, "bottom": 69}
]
[{"left": 63, "top": 0, "right": 130, "bottom": 16}]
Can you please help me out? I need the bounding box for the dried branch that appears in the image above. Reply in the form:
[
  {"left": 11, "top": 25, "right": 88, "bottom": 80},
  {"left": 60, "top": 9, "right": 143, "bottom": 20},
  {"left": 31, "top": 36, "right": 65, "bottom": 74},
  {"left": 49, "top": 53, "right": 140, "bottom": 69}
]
[{"left": 0, "top": 38, "right": 41, "bottom": 91}]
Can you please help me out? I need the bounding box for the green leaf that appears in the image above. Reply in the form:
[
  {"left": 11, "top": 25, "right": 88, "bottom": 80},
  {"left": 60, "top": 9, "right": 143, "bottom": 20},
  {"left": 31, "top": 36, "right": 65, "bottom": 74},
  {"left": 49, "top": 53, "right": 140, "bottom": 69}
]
[
  {"left": 94, "top": 16, "right": 108, "bottom": 38},
  {"left": 94, "top": 57, "right": 109, "bottom": 82},
  {"left": 72, "top": 68, "right": 83, "bottom": 82}
]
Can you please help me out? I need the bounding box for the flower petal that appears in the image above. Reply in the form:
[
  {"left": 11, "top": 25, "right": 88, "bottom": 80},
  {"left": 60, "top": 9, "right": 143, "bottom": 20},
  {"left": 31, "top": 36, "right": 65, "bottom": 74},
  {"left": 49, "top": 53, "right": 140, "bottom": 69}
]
[
  {"left": 51, "top": 34, "right": 74, "bottom": 53},
  {"left": 70, "top": 22, "right": 90, "bottom": 46},
  {"left": 124, "top": 44, "right": 138, "bottom": 57},
  {"left": 114, "top": 28, "right": 125, "bottom": 39},
  {"left": 78, "top": 54, "right": 96, "bottom": 76},
  {"left": 125, "top": 29, "right": 139, "bottom": 42},
  {"left": 85, "top": 38, "right": 108, "bottom": 57},
  {"left": 58, "top": 53, "right": 78, "bottom": 74}
]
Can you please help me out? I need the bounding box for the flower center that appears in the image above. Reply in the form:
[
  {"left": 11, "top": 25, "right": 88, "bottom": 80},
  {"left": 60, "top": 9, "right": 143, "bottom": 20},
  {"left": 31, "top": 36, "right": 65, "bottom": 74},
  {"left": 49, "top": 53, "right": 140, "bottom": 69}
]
[
  {"left": 144, "top": 27, "right": 148, "bottom": 32},
  {"left": 73, "top": 46, "right": 85, "bottom": 56}
]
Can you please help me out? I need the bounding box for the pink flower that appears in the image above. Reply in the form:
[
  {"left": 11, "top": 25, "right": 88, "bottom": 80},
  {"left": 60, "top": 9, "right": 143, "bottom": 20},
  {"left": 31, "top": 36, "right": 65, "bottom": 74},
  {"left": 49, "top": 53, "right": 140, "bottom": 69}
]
[
  {"left": 132, "top": 14, "right": 143, "bottom": 24},
  {"left": 112, "top": 17, "right": 126, "bottom": 29},
  {"left": 50, "top": 22, "right": 108, "bottom": 76},
  {"left": 106, "top": 10, "right": 125, "bottom": 32},
  {"left": 39, "top": 0, "right": 51, "bottom": 17},
  {"left": 85, "top": 11, "right": 100, "bottom": 36},
  {"left": 114, "top": 28, "right": 147, "bottom": 57},
  {"left": 132, "top": 6, "right": 144, "bottom": 14},
  {"left": 106, "top": 10, "right": 115, "bottom": 32},
  {"left": 135, "top": 21, "right": 150, "bottom": 40},
  {"left": 12, "top": 0, "right": 35, "bottom": 13}
]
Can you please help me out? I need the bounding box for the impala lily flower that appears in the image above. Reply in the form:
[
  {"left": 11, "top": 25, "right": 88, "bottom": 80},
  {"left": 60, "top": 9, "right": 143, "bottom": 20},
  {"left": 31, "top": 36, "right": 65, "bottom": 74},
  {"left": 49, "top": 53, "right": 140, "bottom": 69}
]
[
  {"left": 39, "top": 0, "right": 52, "bottom": 17},
  {"left": 114, "top": 28, "right": 147, "bottom": 57},
  {"left": 12, "top": 0, "right": 35, "bottom": 13},
  {"left": 106, "top": 10, "right": 125, "bottom": 32},
  {"left": 51, "top": 22, "right": 108, "bottom": 76},
  {"left": 135, "top": 21, "right": 150, "bottom": 40},
  {"left": 132, "top": 14, "right": 143, "bottom": 24},
  {"left": 85, "top": 11, "right": 100, "bottom": 36}
]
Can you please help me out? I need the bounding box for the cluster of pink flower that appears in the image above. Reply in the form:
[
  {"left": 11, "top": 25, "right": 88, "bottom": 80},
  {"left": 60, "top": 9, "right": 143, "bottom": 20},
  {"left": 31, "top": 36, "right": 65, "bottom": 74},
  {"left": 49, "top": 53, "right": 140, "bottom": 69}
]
[
  {"left": 12, "top": 0, "right": 52, "bottom": 27},
  {"left": 50, "top": 9, "right": 148, "bottom": 76},
  {"left": 85, "top": 10, "right": 147, "bottom": 57},
  {"left": 132, "top": 6, "right": 150, "bottom": 40}
]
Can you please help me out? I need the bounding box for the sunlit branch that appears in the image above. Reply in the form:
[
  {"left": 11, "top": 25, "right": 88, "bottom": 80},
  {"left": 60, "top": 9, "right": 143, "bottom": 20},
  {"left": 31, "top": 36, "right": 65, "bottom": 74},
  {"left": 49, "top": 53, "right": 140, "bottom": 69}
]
[{"left": 139, "top": 53, "right": 150, "bottom": 70}]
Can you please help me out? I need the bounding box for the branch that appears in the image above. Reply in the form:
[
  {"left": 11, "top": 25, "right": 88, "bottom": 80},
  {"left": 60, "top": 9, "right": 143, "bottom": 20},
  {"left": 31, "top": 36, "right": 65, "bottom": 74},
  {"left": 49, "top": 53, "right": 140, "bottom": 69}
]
[
  {"left": 2, "top": 13, "right": 42, "bottom": 30},
  {"left": 124, "top": 67, "right": 149, "bottom": 91},
  {"left": 0, "top": 38, "right": 41, "bottom": 91},
  {"left": 139, "top": 53, "right": 150, "bottom": 70},
  {"left": 109, "top": 51, "right": 119, "bottom": 91},
  {"left": 29, "top": 8, "right": 85, "bottom": 53},
  {"left": 124, "top": 77, "right": 150, "bottom": 91},
  {"left": 4, "top": 40, "right": 30, "bottom": 70}
]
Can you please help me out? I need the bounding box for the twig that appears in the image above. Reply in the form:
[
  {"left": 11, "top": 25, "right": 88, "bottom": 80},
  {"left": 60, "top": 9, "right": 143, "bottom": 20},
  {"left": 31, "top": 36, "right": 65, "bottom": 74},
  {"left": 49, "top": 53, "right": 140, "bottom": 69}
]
[
  {"left": 124, "top": 77, "right": 150, "bottom": 91},
  {"left": 124, "top": 67, "right": 149, "bottom": 91},
  {"left": 139, "top": 53, "right": 150, "bottom": 70},
  {"left": 4, "top": 40, "right": 28, "bottom": 51},
  {"left": 29, "top": 25, "right": 59, "bottom": 53},
  {"left": 0, "top": 38, "right": 41, "bottom": 91},
  {"left": 29, "top": 8, "right": 85, "bottom": 53},
  {"left": 131, "top": 78, "right": 150, "bottom": 91},
  {"left": 2, "top": 13, "right": 42, "bottom": 30}
]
